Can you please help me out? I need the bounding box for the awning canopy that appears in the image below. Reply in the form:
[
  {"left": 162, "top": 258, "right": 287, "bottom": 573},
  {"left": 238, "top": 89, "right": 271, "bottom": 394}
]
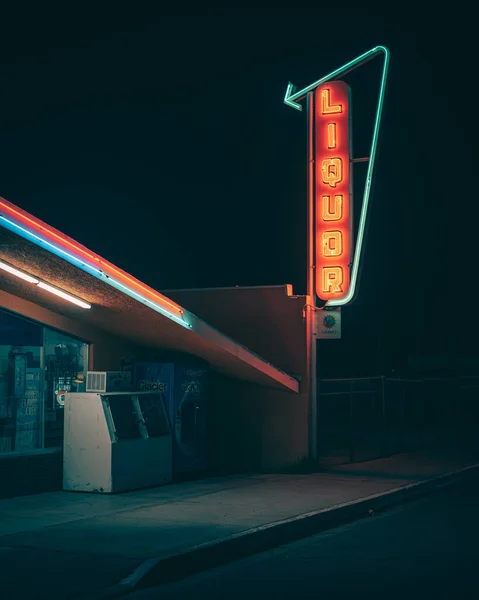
[{"left": 0, "top": 197, "right": 298, "bottom": 392}]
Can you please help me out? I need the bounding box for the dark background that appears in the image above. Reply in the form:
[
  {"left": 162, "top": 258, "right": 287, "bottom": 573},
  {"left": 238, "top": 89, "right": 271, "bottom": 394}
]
[{"left": 0, "top": 4, "right": 476, "bottom": 376}]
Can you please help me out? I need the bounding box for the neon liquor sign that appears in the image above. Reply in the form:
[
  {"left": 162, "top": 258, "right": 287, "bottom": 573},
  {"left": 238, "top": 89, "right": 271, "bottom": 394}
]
[
  {"left": 315, "top": 81, "right": 352, "bottom": 302},
  {"left": 285, "top": 46, "right": 390, "bottom": 307}
]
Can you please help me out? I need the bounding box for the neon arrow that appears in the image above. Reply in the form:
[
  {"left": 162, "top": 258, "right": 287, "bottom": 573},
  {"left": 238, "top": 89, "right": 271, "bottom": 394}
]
[
  {"left": 285, "top": 45, "right": 390, "bottom": 308},
  {"left": 284, "top": 46, "right": 389, "bottom": 111}
]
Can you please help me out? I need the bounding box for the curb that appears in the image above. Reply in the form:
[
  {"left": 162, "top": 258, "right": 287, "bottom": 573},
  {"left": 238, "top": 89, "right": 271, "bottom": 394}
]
[{"left": 81, "top": 462, "right": 479, "bottom": 600}]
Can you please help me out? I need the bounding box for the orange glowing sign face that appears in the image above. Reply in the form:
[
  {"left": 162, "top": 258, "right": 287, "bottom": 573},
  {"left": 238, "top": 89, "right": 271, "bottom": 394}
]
[{"left": 315, "top": 81, "right": 352, "bottom": 302}]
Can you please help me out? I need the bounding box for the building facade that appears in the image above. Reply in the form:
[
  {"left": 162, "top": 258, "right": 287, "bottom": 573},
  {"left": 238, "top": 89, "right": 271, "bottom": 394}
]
[{"left": 0, "top": 197, "right": 308, "bottom": 497}]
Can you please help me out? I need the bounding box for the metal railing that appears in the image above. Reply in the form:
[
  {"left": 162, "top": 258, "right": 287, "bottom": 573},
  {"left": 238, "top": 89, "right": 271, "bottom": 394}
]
[{"left": 317, "top": 376, "right": 479, "bottom": 467}]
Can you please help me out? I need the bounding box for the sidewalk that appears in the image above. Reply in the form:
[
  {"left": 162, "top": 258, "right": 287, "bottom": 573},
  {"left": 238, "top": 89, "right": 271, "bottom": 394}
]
[{"left": 1, "top": 446, "right": 478, "bottom": 600}]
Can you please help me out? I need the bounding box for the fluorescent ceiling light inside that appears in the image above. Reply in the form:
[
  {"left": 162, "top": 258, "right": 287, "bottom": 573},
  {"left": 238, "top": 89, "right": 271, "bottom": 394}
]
[
  {"left": 37, "top": 281, "right": 91, "bottom": 309},
  {"left": 0, "top": 259, "right": 39, "bottom": 284}
]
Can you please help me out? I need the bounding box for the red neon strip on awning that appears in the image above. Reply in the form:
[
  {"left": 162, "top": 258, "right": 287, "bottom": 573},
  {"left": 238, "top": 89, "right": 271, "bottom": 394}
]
[{"left": 0, "top": 197, "right": 183, "bottom": 315}]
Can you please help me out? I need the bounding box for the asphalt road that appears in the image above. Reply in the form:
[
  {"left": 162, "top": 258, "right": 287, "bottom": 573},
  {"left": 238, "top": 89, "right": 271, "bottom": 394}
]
[{"left": 125, "top": 477, "right": 479, "bottom": 599}]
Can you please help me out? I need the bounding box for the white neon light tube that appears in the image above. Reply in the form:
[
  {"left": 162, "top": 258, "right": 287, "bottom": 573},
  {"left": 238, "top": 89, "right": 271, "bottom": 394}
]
[
  {"left": 0, "top": 259, "right": 39, "bottom": 284},
  {"left": 37, "top": 281, "right": 91, "bottom": 309}
]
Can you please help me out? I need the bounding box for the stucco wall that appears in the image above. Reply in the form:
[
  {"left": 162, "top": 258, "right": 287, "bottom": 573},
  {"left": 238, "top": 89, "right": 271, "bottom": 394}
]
[
  {"left": 1, "top": 285, "right": 311, "bottom": 478},
  {"left": 210, "top": 375, "right": 263, "bottom": 472},
  {"left": 210, "top": 374, "right": 309, "bottom": 473},
  {"left": 166, "top": 286, "right": 310, "bottom": 471},
  {"left": 164, "top": 286, "right": 306, "bottom": 377}
]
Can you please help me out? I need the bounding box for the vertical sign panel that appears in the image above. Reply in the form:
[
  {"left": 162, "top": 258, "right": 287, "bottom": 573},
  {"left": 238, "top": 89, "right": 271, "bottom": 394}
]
[{"left": 315, "top": 81, "right": 352, "bottom": 302}]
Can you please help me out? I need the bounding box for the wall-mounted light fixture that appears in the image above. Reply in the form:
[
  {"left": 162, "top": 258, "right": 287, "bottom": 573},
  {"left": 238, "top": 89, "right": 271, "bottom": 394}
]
[
  {"left": 37, "top": 281, "right": 91, "bottom": 309},
  {"left": 0, "top": 260, "right": 39, "bottom": 284},
  {"left": 0, "top": 258, "right": 91, "bottom": 309}
]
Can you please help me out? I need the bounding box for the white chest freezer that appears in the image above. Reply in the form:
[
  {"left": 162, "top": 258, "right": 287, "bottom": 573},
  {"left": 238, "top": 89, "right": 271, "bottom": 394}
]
[{"left": 63, "top": 391, "right": 172, "bottom": 493}]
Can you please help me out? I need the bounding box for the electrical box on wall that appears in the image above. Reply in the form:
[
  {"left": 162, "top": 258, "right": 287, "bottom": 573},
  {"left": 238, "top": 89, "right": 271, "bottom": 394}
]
[{"left": 86, "top": 371, "right": 132, "bottom": 393}]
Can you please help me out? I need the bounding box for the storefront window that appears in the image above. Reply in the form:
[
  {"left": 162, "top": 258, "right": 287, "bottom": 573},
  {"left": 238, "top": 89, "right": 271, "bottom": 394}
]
[
  {"left": 0, "top": 309, "right": 88, "bottom": 454},
  {"left": 0, "top": 311, "right": 43, "bottom": 453},
  {"left": 43, "top": 328, "right": 88, "bottom": 448}
]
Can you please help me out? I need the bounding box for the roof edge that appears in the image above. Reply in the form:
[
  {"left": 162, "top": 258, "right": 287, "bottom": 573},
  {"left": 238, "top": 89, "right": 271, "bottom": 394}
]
[{"left": 0, "top": 197, "right": 299, "bottom": 393}]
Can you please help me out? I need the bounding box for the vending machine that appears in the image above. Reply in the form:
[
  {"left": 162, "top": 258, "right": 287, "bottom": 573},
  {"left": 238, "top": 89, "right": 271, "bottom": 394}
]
[{"left": 134, "top": 362, "right": 210, "bottom": 474}]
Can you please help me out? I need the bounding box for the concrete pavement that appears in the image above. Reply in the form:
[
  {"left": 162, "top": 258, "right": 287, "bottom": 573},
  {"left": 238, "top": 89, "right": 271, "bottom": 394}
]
[
  {"left": 0, "top": 446, "right": 478, "bottom": 600},
  {"left": 122, "top": 473, "right": 479, "bottom": 599}
]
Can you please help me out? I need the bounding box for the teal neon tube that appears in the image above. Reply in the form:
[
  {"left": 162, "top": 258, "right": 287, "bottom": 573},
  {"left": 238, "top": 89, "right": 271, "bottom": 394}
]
[{"left": 285, "top": 46, "right": 390, "bottom": 307}]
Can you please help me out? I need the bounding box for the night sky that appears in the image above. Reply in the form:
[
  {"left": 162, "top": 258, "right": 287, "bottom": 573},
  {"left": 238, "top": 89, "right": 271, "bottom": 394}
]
[{"left": 0, "top": 6, "right": 477, "bottom": 374}]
